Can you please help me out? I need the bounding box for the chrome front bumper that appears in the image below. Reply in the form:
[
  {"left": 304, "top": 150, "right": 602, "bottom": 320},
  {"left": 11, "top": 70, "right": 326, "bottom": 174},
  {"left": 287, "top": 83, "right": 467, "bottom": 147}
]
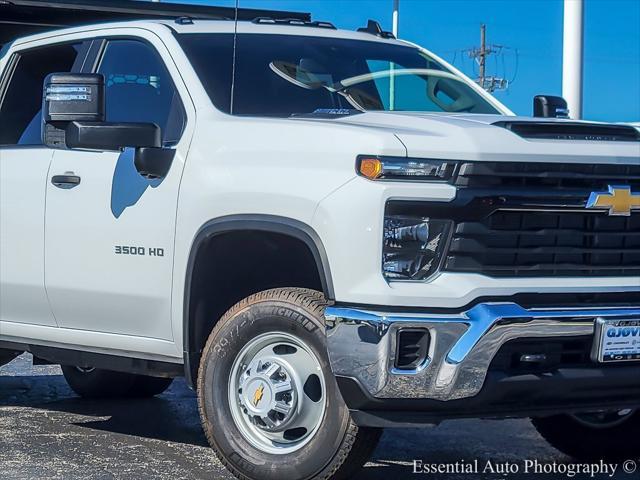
[{"left": 325, "top": 303, "right": 640, "bottom": 402}]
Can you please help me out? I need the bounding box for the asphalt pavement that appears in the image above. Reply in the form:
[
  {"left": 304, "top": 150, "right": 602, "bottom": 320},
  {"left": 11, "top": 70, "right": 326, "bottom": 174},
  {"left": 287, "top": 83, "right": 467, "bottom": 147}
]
[{"left": 0, "top": 354, "right": 633, "bottom": 480}]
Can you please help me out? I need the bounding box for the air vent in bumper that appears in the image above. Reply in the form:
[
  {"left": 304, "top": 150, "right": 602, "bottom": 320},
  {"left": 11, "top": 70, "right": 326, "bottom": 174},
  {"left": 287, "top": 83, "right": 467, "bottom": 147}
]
[{"left": 394, "top": 329, "right": 430, "bottom": 370}]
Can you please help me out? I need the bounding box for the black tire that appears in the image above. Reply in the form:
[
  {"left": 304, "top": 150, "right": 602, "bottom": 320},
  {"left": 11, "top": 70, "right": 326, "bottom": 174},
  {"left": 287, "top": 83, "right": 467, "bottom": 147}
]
[
  {"left": 128, "top": 375, "right": 174, "bottom": 398},
  {"left": 61, "top": 365, "right": 137, "bottom": 399},
  {"left": 62, "top": 366, "right": 173, "bottom": 399},
  {"left": 197, "top": 287, "right": 381, "bottom": 480},
  {"left": 532, "top": 410, "right": 640, "bottom": 461}
]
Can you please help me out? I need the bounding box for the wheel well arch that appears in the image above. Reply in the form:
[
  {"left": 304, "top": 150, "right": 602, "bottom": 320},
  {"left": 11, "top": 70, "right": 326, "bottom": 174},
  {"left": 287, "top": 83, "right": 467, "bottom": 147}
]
[{"left": 182, "top": 215, "right": 334, "bottom": 386}]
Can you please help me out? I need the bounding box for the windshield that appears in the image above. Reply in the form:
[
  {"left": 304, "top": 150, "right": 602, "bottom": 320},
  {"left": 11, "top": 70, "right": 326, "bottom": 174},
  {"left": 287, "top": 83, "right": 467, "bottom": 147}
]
[{"left": 178, "top": 33, "right": 500, "bottom": 117}]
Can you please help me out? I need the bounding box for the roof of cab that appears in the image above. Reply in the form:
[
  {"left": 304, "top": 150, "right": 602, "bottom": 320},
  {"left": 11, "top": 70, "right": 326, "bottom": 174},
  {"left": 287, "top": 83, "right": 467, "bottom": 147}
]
[
  {"left": 0, "top": 0, "right": 309, "bottom": 46},
  {"left": 170, "top": 19, "right": 407, "bottom": 44},
  {"left": 8, "top": 18, "right": 411, "bottom": 49}
]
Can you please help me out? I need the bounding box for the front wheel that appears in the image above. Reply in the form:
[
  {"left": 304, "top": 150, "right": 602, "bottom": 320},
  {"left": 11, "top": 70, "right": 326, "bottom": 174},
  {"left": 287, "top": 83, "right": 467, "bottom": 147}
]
[
  {"left": 532, "top": 409, "right": 639, "bottom": 461},
  {"left": 197, "top": 288, "right": 381, "bottom": 480}
]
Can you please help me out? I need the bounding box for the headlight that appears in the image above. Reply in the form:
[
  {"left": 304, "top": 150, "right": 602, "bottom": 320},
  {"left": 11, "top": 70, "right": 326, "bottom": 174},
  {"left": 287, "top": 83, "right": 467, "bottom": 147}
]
[
  {"left": 358, "top": 155, "right": 457, "bottom": 182},
  {"left": 383, "top": 215, "right": 451, "bottom": 280}
]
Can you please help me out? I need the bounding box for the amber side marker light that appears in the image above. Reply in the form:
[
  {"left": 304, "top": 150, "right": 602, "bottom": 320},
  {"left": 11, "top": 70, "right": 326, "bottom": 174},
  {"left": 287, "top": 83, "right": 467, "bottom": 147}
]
[{"left": 359, "top": 158, "right": 383, "bottom": 179}]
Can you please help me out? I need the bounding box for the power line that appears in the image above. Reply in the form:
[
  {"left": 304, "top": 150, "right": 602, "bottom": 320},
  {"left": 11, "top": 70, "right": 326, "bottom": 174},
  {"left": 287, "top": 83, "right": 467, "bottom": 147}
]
[{"left": 463, "top": 24, "right": 510, "bottom": 93}]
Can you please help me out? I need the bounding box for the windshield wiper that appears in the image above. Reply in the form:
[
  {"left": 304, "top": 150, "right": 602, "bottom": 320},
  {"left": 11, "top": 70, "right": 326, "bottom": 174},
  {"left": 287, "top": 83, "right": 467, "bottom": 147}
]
[{"left": 289, "top": 109, "right": 363, "bottom": 119}]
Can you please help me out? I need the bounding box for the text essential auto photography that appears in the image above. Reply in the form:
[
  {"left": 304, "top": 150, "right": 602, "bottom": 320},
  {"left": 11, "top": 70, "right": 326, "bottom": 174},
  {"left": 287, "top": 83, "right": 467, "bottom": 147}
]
[
  {"left": 412, "top": 458, "right": 640, "bottom": 477},
  {"left": 0, "top": 0, "right": 639, "bottom": 479}
]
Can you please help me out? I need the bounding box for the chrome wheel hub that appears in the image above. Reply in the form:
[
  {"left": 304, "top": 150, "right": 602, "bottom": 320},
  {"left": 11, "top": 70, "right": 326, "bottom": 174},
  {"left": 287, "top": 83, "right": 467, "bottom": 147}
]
[
  {"left": 229, "top": 332, "right": 326, "bottom": 454},
  {"left": 238, "top": 358, "right": 297, "bottom": 431}
]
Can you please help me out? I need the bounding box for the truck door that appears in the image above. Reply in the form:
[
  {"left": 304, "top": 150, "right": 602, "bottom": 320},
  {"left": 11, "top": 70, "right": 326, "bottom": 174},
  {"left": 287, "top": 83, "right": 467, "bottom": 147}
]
[
  {"left": 44, "top": 37, "right": 193, "bottom": 340},
  {"left": 0, "top": 41, "right": 88, "bottom": 327}
]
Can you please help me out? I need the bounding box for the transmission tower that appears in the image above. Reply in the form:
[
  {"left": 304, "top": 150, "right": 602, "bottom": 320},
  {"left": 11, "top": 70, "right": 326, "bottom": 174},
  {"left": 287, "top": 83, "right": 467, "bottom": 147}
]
[{"left": 466, "top": 24, "right": 509, "bottom": 93}]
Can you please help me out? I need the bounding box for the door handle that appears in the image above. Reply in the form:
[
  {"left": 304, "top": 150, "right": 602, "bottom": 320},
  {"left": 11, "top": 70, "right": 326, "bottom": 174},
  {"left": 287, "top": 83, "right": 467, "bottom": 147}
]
[{"left": 51, "top": 174, "right": 81, "bottom": 189}]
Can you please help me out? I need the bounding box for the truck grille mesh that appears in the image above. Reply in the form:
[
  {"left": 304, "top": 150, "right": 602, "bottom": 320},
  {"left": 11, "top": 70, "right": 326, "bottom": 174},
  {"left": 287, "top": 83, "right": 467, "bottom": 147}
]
[
  {"left": 440, "top": 160, "right": 640, "bottom": 277},
  {"left": 388, "top": 160, "right": 640, "bottom": 278},
  {"left": 445, "top": 210, "right": 640, "bottom": 277},
  {"left": 454, "top": 161, "right": 640, "bottom": 191}
]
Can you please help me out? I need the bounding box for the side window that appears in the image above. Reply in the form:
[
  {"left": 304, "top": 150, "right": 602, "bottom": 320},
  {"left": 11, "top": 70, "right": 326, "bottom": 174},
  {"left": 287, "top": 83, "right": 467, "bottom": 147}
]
[
  {"left": 0, "top": 42, "right": 85, "bottom": 146},
  {"left": 97, "top": 40, "right": 186, "bottom": 146}
]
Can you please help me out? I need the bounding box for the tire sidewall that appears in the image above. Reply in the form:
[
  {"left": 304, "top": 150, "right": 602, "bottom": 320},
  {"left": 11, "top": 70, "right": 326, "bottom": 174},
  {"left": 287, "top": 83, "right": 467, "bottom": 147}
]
[{"left": 199, "top": 299, "right": 351, "bottom": 480}]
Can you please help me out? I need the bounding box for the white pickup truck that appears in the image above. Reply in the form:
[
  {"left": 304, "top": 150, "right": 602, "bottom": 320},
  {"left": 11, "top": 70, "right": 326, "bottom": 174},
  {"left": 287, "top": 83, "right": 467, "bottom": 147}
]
[{"left": 1, "top": 16, "right": 639, "bottom": 480}]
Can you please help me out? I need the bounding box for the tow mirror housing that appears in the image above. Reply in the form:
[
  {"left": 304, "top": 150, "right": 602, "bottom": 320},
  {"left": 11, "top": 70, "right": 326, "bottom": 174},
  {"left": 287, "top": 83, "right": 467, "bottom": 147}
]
[
  {"left": 43, "top": 73, "right": 105, "bottom": 148},
  {"left": 533, "top": 95, "right": 569, "bottom": 119},
  {"left": 43, "top": 72, "right": 161, "bottom": 150},
  {"left": 42, "top": 72, "right": 174, "bottom": 179},
  {"left": 65, "top": 121, "right": 161, "bottom": 151}
]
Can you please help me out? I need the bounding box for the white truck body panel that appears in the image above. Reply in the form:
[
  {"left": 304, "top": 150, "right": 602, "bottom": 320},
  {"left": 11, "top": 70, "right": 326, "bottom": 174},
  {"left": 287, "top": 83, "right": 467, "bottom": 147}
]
[
  {"left": 43, "top": 27, "right": 195, "bottom": 346},
  {"left": 0, "top": 148, "right": 57, "bottom": 327}
]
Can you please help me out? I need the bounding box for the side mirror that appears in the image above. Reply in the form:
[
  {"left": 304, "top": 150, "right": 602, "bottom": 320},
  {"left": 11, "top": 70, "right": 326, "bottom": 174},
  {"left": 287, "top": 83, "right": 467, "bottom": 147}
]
[
  {"left": 65, "top": 121, "right": 161, "bottom": 151},
  {"left": 533, "top": 95, "right": 569, "bottom": 118},
  {"left": 43, "top": 73, "right": 105, "bottom": 148},
  {"left": 43, "top": 72, "right": 174, "bottom": 179}
]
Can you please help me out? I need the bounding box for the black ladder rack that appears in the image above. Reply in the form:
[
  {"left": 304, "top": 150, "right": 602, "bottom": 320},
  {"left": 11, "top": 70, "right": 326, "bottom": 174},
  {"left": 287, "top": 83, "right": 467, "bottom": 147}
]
[
  {"left": 0, "top": 0, "right": 311, "bottom": 47},
  {"left": 252, "top": 17, "right": 336, "bottom": 30}
]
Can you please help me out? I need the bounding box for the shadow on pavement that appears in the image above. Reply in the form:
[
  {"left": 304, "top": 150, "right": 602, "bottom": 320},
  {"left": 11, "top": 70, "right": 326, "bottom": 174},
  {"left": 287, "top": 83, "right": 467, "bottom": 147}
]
[{"left": 0, "top": 372, "right": 208, "bottom": 447}]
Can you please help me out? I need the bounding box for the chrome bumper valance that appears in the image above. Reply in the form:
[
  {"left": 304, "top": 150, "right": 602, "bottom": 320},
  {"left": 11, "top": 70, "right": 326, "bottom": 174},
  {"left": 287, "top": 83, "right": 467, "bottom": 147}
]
[{"left": 325, "top": 303, "right": 640, "bottom": 401}]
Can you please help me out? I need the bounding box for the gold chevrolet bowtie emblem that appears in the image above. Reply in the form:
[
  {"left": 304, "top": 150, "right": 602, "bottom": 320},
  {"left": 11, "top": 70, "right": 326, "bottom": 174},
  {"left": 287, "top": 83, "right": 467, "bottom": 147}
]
[
  {"left": 586, "top": 185, "right": 640, "bottom": 216},
  {"left": 253, "top": 384, "right": 265, "bottom": 407}
]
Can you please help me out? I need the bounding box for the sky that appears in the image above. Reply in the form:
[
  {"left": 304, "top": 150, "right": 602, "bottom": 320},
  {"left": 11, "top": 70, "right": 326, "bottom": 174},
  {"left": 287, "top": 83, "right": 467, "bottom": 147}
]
[{"left": 156, "top": 0, "right": 639, "bottom": 122}]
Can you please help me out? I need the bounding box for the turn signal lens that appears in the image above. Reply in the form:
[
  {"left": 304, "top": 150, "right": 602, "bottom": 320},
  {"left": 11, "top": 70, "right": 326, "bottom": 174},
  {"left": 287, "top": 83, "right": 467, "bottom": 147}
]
[
  {"left": 359, "top": 158, "right": 383, "bottom": 179},
  {"left": 357, "top": 155, "right": 457, "bottom": 182}
]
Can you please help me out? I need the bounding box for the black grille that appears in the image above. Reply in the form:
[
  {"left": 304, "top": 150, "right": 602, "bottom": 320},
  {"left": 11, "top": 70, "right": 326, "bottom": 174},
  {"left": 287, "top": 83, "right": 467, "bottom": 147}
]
[
  {"left": 492, "top": 292, "right": 640, "bottom": 309},
  {"left": 455, "top": 161, "right": 640, "bottom": 190},
  {"left": 490, "top": 336, "right": 595, "bottom": 374},
  {"left": 493, "top": 121, "right": 640, "bottom": 142},
  {"left": 446, "top": 210, "right": 640, "bottom": 276}
]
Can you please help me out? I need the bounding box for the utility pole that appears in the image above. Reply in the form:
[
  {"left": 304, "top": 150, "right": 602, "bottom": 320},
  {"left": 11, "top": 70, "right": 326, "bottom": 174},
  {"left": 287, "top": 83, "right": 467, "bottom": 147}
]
[
  {"left": 466, "top": 24, "right": 508, "bottom": 93},
  {"left": 478, "top": 23, "right": 486, "bottom": 88},
  {"left": 562, "top": 0, "right": 584, "bottom": 119}
]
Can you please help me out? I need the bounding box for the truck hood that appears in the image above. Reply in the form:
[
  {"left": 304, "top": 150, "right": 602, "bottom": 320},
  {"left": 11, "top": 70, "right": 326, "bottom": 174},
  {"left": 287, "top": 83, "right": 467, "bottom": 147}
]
[{"left": 329, "top": 112, "right": 640, "bottom": 165}]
